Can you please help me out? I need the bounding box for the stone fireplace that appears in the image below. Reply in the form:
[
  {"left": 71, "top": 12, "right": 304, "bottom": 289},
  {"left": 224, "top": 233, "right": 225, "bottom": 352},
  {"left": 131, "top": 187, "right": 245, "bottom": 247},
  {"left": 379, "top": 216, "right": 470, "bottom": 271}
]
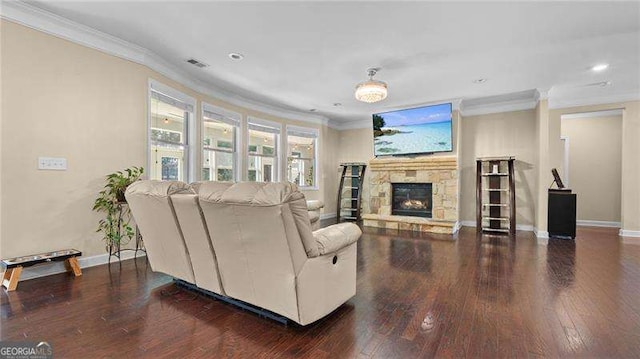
[
  {"left": 362, "top": 156, "right": 459, "bottom": 234},
  {"left": 392, "top": 183, "right": 432, "bottom": 218}
]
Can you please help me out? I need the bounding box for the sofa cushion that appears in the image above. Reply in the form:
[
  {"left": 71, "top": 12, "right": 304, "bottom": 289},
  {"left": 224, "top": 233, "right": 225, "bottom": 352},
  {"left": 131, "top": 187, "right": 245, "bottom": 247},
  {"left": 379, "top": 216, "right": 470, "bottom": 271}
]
[
  {"left": 127, "top": 180, "right": 193, "bottom": 197},
  {"left": 193, "top": 181, "right": 320, "bottom": 258},
  {"left": 194, "top": 181, "right": 304, "bottom": 205}
]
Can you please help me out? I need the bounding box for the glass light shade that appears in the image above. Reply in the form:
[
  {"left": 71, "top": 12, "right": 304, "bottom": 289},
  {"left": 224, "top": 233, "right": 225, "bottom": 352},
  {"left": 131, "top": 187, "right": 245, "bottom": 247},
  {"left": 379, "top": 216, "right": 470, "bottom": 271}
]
[{"left": 355, "top": 80, "right": 388, "bottom": 103}]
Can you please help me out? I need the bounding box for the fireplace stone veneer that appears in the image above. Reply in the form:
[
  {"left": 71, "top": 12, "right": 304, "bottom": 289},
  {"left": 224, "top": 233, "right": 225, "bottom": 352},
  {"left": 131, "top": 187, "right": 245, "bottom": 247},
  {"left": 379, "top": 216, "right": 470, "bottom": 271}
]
[{"left": 362, "top": 156, "right": 459, "bottom": 234}]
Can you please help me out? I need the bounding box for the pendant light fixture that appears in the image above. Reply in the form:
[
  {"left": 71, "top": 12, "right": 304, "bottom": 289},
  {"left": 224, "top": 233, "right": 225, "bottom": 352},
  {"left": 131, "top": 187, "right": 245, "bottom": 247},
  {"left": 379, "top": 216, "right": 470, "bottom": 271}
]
[{"left": 355, "top": 68, "right": 388, "bottom": 103}]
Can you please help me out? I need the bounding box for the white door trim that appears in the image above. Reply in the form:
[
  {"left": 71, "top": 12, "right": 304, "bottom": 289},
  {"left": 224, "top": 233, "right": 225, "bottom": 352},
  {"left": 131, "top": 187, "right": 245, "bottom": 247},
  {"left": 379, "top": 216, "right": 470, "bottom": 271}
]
[{"left": 560, "top": 136, "right": 570, "bottom": 187}]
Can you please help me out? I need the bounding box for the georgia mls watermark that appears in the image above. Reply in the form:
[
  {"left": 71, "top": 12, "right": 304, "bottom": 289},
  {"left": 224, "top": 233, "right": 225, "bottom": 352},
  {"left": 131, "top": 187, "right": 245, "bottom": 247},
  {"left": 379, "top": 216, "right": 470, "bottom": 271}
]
[{"left": 0, "top": 342, "right": 53, "bottom": 359}]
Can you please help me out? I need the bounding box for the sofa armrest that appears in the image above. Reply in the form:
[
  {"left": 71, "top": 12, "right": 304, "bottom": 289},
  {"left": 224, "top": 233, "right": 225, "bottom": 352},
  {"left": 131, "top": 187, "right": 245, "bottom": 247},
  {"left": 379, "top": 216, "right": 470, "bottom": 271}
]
[
  {"left": 312, "top": 223, "right": 361, "bottom": 256},
  {"left": 306, "top": 200, "right": 324, "bottom": 211}
]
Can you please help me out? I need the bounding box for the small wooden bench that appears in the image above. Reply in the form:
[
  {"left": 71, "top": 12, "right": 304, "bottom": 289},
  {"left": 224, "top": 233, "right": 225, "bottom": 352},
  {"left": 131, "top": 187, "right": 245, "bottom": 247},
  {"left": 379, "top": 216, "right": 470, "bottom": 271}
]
[{"left": 1, "top": 249, "right": 82, "bottom": 291}]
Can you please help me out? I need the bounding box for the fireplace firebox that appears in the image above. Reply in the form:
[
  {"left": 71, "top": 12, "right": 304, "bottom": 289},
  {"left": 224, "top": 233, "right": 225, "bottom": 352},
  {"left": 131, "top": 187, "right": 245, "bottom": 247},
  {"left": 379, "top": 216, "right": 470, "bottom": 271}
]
[{"left": 391, "top": 183, "right": 432, "bottom": 218}]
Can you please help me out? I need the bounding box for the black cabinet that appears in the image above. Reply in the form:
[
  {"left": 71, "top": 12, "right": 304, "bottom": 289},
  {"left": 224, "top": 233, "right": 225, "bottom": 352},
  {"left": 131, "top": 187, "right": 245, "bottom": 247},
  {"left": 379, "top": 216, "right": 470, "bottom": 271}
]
[{"left": 548, "top": 189, "right": 577, "bottom": 239}]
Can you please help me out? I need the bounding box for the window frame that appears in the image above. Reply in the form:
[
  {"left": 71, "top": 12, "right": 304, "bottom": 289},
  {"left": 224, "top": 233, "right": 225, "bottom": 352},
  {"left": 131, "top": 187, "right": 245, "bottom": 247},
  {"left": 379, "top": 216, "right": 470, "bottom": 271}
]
[
  {"left": 147, "top": 79, "right": 196, "bottom": 182},
  {"left": 201, "top": 103, "right": 242, "bottom": 182},
  {"left": 247, "top": 116, "right": 281, "bottom": 183},
  {"left": 285, "top": 125, "right": 319, "bottom": 190}
]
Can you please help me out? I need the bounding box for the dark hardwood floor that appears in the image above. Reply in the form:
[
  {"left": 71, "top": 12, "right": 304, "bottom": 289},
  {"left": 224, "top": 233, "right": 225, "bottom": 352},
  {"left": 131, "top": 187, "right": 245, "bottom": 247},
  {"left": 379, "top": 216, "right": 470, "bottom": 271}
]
[{"left": 2, "top": 225, "right": 640, "bottom": 358}]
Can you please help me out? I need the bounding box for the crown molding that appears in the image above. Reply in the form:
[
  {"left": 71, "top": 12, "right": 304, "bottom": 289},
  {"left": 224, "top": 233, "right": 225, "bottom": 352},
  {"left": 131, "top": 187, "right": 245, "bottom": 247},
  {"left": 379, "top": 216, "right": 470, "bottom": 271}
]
[
  {"left": 376, "top": 98, "right": 462, "bottom": 113},
  {"left": 460, "top": 99, "right": 537, "bottom": 117},
  {"left": 460, "top": 90, "right": 538, "bottom": 117},
  {"left": 331, "top": 120, "right": 372, "bottom": 131},
  {"left": 548, "top": 91, "right": 640, "bottom": 110},
  {"left": 326, "top": 119, "right": 345, "bottom": 130},
  {"left": 0, "top": 1, "right": 331, "bottom": 128},
  {"left": 535, "top": 88, "right": 550, "bottom": 101}
]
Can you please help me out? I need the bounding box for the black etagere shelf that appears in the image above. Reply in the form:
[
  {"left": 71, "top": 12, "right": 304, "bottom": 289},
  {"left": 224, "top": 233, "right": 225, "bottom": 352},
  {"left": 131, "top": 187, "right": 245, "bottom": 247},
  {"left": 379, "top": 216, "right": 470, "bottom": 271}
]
[{"left": 476, "top": 156, "right": 516, "bottom": 235}]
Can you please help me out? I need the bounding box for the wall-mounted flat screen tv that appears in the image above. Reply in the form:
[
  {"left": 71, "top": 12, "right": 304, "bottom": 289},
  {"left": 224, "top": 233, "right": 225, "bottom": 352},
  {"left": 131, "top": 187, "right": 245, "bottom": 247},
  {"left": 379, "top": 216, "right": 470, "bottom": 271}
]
[{"left": 373, "top": 102, "right": 453, "bottom": 156}]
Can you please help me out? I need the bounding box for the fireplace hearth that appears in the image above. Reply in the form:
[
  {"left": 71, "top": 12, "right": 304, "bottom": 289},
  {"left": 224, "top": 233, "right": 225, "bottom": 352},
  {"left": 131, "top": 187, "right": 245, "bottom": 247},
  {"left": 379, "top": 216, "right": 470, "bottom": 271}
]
[{"left": 392, "top": 183, "right": 432, "bottom": 218}]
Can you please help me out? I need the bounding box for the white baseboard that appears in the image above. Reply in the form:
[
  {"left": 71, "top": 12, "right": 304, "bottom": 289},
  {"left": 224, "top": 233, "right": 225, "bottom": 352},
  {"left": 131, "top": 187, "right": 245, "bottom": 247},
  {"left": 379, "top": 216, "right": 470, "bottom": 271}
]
[
  {"left": 320, "top": 212, "right": 337, "bottom": 220},
  {"left": 577, "top": 220, "right": 621, "bottom": 228},
  {"left": 619, "top": 229, "right": 640, "bottom": 238},
  {"left": 533, "top": 228, "right": 549, "bottom": 239},
  {"left": 460, "top": 220, "right": 475, "bottom": 228},
  {"left": 460, "top": 220, "right": 534, "bottom": 232},
  {"left": 17, "top": 251, "right": 146, "bottom": 281}
]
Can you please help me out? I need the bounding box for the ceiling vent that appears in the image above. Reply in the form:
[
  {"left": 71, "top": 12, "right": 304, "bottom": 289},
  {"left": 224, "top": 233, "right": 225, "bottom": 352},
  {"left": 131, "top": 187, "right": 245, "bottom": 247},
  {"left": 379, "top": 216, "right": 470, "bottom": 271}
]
[{"left": 186, "top": 58, "right": 208, "bottom": 68}]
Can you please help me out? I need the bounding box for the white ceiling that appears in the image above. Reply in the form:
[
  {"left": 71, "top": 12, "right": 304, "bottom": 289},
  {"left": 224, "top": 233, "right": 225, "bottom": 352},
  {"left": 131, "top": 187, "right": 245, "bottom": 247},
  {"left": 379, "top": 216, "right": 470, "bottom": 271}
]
[{"left": 23, "top": 1, "right": 640, "bottom": 123}]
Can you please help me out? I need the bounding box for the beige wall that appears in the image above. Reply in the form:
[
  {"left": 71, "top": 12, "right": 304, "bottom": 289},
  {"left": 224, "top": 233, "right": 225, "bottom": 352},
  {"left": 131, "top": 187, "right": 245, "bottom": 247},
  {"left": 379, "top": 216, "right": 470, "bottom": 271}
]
[
  {"left": 549, "top": 101, "right": 640, "bottom": 232},
  {"left": 0, "top": 20, "right": 335, "bottom": 258},
  {"left": 337, "top": 127, "right": 374, "bottom": 164},
  {"left": 460, "top": 110, "right": 538, "bottom": 226},
  {"left": 560, "top": 115, "right": 622, "bottom": 222}
]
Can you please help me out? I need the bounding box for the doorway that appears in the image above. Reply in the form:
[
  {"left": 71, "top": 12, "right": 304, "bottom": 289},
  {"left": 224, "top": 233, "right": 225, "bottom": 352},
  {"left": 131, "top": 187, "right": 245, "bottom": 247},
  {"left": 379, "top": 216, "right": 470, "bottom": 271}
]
[{"left": 560, "top": 109, "right": 623, "bottom": 227}]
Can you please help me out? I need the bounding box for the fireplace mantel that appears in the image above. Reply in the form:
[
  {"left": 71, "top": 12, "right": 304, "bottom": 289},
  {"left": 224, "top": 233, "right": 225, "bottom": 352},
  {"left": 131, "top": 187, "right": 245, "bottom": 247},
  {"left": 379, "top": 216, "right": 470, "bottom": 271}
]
[
  {"left": 368, "top": 156, "right": 457, "bottom": 171},
  {"left": 362, "top": 156, "right": 459, "bottom": 234}
]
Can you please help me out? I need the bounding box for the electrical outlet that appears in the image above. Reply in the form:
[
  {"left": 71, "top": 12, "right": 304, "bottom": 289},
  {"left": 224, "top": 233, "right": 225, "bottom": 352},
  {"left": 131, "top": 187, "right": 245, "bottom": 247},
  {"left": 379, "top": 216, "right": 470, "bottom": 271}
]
[{"left": 38, "top": 157, "right": 67, "bottom": 171}]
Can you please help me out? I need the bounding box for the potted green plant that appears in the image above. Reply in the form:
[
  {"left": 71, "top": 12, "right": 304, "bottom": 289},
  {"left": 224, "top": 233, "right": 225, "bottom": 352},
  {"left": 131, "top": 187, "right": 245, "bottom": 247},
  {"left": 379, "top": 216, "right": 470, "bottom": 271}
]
[{"left": 93, "top": 166, "right": 144, "bottom": 253}]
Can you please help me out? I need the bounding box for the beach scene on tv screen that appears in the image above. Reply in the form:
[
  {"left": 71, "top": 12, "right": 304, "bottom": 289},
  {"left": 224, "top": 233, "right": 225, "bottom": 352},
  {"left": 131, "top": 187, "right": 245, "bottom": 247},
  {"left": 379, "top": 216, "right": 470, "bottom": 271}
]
[{"left": 373, "top": 103, "right": 452, "bottom": 155}]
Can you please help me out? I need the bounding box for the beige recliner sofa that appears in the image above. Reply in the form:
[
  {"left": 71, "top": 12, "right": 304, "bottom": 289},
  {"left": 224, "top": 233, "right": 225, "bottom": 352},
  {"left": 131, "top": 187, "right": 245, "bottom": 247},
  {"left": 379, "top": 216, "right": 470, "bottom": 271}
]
[{"left": 126, "top": 180, "right": 361, "bottom": 326}]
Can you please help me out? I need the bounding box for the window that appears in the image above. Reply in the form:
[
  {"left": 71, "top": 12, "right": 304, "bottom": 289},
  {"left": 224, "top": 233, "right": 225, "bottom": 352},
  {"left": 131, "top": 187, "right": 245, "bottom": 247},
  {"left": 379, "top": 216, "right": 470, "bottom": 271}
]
[
  {"left": 149, "top": 82, "right": 195, "bottom": 182},
  {"left": 247, "top": 118, "right": 280, "bottom": 182},
  {"left": 286, "top": 126, "right": 318, "bottom": 188},
  {"left": 202, "top": 104, "right": 240, "bottom": 182}
]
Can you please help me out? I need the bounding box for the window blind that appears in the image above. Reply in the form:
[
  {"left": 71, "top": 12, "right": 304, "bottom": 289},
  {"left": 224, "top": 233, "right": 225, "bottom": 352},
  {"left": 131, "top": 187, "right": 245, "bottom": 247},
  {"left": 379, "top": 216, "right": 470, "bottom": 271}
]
[
  {"left": 151, "top": 91, "right": 194, "bottom": 112},
  {"left": 203, "top": 110, "right": 240, "bottom": 127},
  {"left": 248, "top": 122, "right": 281, "bottom": 134},
  {"left": 287, "top": 129, "right": 318, "bottom": 138}
]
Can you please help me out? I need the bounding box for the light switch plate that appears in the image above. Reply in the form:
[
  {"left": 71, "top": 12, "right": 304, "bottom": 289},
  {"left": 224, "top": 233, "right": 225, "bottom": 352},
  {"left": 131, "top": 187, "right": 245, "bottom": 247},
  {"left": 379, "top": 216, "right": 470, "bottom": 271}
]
[{"left": 38, "top": 157, "right": 67, "bottom": 171}]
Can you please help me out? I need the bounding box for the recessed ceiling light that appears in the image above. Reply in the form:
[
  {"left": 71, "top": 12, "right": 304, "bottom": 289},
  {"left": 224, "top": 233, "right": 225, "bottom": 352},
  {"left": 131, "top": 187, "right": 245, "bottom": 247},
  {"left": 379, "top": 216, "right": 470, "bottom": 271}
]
[
  {"left": 472, "top": 78, "right": 488, "bottom": 84},
  {"left": 228, "top": 52, "right": 244, "bottom": 60},
  {"left": 333, "top": 103, "right": 342, "bottom": 107},
  {"left": 591, "top": 63, "right": 609, "bottom": 72},
  {"left": 309, "top": 109, "right": 317, "bottom": 112}
]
